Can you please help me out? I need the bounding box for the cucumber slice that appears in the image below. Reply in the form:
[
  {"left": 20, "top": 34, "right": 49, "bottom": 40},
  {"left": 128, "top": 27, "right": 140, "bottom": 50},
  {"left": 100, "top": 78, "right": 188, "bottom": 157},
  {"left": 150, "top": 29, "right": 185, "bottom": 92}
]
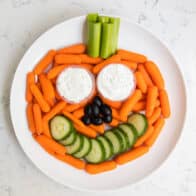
[
  {"left": 73, "top": 136, "right": 92, "bottom": 158},
  {"left": 118, "top": 124, "right": 137, "bottom": 148},
  {"left": 50, "top": 115, "right": 73, "bottom": 140},
  {"left": 97, "top": 136, "right": 113, "bottom": 160},
  {"left": 104, "top": 130, "right": 122, "bottom": 155},
  {"left": 66, "top": 134, "right": 83, "bottom": 154},
  {"left": 128, "top": 113, "right": 148, "bottom": 137},
  {"left": 113, "top": 128, "right": 128, "bottom": 152},
  {"left": 59, "top": 131, "right": 76, "bottom": 146},
  {"left": 85, "top": 139, "right": 105, "bottom": 163}
]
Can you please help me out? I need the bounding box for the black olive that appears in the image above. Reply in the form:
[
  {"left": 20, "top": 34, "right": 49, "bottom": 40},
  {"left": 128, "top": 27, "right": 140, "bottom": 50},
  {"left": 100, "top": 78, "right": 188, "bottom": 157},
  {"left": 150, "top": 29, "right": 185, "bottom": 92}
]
[
  {"left": 91, "top": 117, "right": 103, "bottom": 125},
  {"left": 103, "top": 115, "right": 112, "bottom": 123},
  {"left": 81, "top": 115, "right": 91, "bottom": 125},
  {"left": 91, "top": 104, "right": 100, "bottom": 116},
  {"left": 93, "top": 96, "right": 103, "bottom": 107},
  {"left": 100, "top": 104, "right": 112, "bottom": 115},
  {"left": 84, "top": 104, "right": 92, "bottom": 116}
]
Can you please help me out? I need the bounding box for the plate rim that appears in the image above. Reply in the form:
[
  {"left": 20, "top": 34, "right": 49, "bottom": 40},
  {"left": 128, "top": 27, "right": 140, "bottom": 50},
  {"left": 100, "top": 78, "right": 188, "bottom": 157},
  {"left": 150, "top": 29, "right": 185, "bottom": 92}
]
[{"left": 9, "top": 14, "right": 187, "bottom": 192}]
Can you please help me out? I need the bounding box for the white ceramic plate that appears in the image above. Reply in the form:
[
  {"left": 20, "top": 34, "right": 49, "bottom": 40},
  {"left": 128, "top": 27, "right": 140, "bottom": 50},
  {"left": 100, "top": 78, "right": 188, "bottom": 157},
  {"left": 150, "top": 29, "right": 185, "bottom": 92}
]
[{"left": 10, "top": 15, "right": 187, "bottom": 191}]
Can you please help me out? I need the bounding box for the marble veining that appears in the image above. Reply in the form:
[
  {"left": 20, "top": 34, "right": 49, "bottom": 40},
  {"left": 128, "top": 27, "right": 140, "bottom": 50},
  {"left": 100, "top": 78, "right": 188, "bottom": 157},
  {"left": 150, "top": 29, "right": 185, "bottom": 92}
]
[{"left": 0, "top": 0, "right": 196, "bottom": 195}]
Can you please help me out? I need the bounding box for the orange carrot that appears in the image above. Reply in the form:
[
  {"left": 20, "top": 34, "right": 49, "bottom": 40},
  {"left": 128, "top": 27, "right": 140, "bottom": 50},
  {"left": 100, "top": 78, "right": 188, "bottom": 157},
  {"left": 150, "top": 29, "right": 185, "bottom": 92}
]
[
  {"left": 90, "top": 124, "right": 105, "bottom": 134},
  {"left": 134, "top": 125, "right": 154, "bottom": 147},
  {"left": 57, "top": 43, "right": 86, "bottom": 54},
  {"left": 55, "top": 54, "right": 81, "bottom": 64},
  {"left": 93, "top": 54, "right": 121, "bottom": 74},
  {"left": 79, "top": 54, "right": 102, "bottom": 64},
  {"left": 26, "top": 72, "right": 35, "bottom": 102},
  {"left": 111, "top": 108, "right": 122, "bottom": 121},
  {"left": 145, "top": 61, "right": 164, "bottom": 89},
  {"left": 65, "top": 104, "right": 82, "bottom": 113},
  {"left": 39, "top": 74, "right": 55, "bottom": 106},
  {"left": 137, "top": 64, "right": 154, "bottom": 87},
  {"left": 34, "top": 50, "right": 56, "bottom": 75},
  {"left": 135, "top": 71, "right": 147, "bottom": 93},
  {"left": 30, "top": 84, "right": 50, "bottom": 112},
  {"left": 120, "top": 89, "right": 142, "bottom": 121},
  {"left": 43, "top": 101, "right": 67, "bottom": 122},
  {"left": 109, "top": 118, "right": 119, "bottom": 127},
  {"left": 132, "top": 100, "right": 146, "bottom": 112},
  {"left": 47, "top": 65, "right": 68, "bottom": 79},
  {"left": 121, "top": 60, "right": 137, "bottom": 70},
  {"left": 33, "top": 104, "right": 43, "bottom": 135},
  {"left": 146, "top": 86, "right": 158, "bottom": 117},
  {"left": 155, "top": 99, "right": 160, "bottom": 107},
  {"left": 55, "top": 91, "right": 62, "bottom": 101},
  {"left": 101, "top": 96, "right": 122, "bottom": 109},
  {"left": 72, "top": 108, "right": 84, "bottom": 118},
  {"left": 147, "top": 107, "right": 161, "bottom": 125},
  {"left": 62, "top": 110, "right": 85, "bottom": 128},
  {"left": 117, "top": 49, "right": 147, "bottom": 63},
  {"left": 26, "top": 103, "right": 36, "bottom": 133},
  {"left": 43, "top": 119, "right": 51, "bottom": 138},
  {"left": 54, "top": 153, "right": 85, "bottom": 169},
  {"left": 79, "top": 63, "right": 93, "bottom": 71},
  {"left": 74, "top": 124, "right": 97, "bottom": 138},
  {"left": 86, "top": 161, "right": 117, "bottom": 174},
  {"left": 34, "top": 135, "right": 66, "bottom": 155},
  {"left": 159, "top": 89, "right": 171, "bottom": 118},
  {"left": 115, "top": 146, "right": 149, "bottom": 165},
  {"left": 145, "top": 117, "right": 165, "bottom": 147}
]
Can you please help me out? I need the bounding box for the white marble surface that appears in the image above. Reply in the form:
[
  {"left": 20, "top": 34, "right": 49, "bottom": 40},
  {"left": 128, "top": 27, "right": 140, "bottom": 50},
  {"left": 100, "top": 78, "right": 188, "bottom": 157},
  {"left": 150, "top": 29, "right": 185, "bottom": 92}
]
[{"left": 0, "top": 0, "right": 196, "bottom": 195}]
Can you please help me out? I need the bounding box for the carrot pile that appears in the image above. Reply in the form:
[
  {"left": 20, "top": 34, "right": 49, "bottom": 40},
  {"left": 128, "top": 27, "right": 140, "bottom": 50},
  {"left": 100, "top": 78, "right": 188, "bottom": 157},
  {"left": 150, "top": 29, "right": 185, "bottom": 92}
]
[{"left": 25, "top": 43, "right": 170, "bottom": 174}]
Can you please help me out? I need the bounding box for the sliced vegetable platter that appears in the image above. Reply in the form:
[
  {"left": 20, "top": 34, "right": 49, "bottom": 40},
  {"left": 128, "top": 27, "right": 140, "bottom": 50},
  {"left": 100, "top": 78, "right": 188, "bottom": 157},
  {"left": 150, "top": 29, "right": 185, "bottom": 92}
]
[{"left": 10, "top": 15, "right": 186, "bottom": 191}]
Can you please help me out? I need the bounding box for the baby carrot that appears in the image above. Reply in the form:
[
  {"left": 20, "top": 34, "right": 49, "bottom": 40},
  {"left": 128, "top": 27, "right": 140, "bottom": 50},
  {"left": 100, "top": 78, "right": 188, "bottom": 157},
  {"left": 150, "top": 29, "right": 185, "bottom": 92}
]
[
  {"left": 26, "top": 103, "right": 36, "bottom": 133},
  {"left": 55, "top": 90, "right": 62, "bottom": 101},
  {"left": 26, "top": 72, "right": 35, "bottom": 102},
  {"left": 90, "top": 124, "right": 105, "bottom": 134},
  {"left": 159, "top": 89, "right": 171, "bottom": 118},
  {"left": 146, "top": 86, "right": 158, "bottom": 117},
  {"left": 79, "top": 54, "right": 103, "bottom": 64},
  {"left": 55, "top": 54, "right": 81, "bottom": 64},
  {"left": 74, "top": 124, "right": 97, "bottom": 138},
  {"left": 34, "top": 50, "right": 56, "bottom": 75},
  {"left": 147, "top": 107, "right": 161, "bottom": 125},
  {"left": 39, "top": 74, "right": 55, "bottom": 106},
  {"left": 72, "top": 108, "right": 84, "bottom": 118},
  {"left": 54, "top": 154, "right": 85, "bottom": 169},
  {"left": 30, "top": 84, "right": 50, "bottom": 112},
  {"left": 57, "top": 43, "right": 86, "bottom": 54},
  {"left": 135, "top": 71, "right": 147, "bottom": 93},
  {"left": 145, "top": 117, "right": 165, "bottom": 147},
  {"left": 120, "top": 89, "right": 142, "bottom": 121},
  {"left": 137, "top": 64, "right": 153, "bottom": 87},
  {"left": 145, "top": 61, "right": 164, "bottom": 89},
  {"left": 34, "top": 134, "right": 66, "bottom": 155},
  {"left": 47, "top": 65, "right": 68, "bottom": 79},
  {"left": 155, "top": 99, "right": 160, "bottom": 107},
  {"left": 101, "top": 96, "right": 122, "bottom": 109},
  {"left": 43, "top": 119, "right": 51, "bottom": 138},
  {"left": 43, "top": 101, "right": 66, "bottom": 122},
  {"left": 115, "top": 146, "right": 149, "bottom": 165},
  {"left": 93, "top": 54, "right": 121, "bottom": 74},
  {"left": 132, "top": 100, "right": 146, "bottom": 112},
  {"left": 117, "top": 49, "right": 147, "bottom": 63},
  {"left": 85, "top": 161, "right": 117, "bottom": 174},
  {"left": 109, "top": 118, "right": 119, "bottom": 127},
  {"left": 121, "top": 60, "right": 137, "bottom": 70},
  {"left": 33, "top": 104, "right": 43, "bottom": 135},
  {"left": 65, "top": 104, "right": 82, "bottom": 113},
  {"left": 111, "top": 108, "right": 122, "bottom": 121},
  {"left": 134, "top": 126, "right": 154, "bottom": 147},
  {"left": 79, "top": 63, "right": 93, "bottom": 71}
]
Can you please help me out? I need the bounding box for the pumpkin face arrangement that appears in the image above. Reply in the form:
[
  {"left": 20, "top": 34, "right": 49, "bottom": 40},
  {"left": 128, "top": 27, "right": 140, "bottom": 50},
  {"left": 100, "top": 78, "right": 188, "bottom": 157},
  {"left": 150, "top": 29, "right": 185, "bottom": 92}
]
[{"left": 26, "top": 14, "right": 171, "bottom": 175}]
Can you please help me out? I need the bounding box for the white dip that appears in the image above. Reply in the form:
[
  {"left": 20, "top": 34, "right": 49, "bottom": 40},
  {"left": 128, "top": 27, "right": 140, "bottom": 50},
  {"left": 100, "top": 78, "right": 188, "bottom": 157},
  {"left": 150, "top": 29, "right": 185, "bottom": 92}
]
[
  {"left": 56, "top": 67, "right": 94, "bottom": 103},
  {"left": 97, "top": 63, "right": 135, "bottom": 101}
]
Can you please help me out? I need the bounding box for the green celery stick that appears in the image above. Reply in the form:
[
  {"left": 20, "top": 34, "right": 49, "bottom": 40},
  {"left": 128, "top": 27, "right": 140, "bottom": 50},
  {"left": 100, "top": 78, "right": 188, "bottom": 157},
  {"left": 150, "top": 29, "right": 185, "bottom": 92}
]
[
  {"left": 87, "top": 22, "right": 101, "bottom": 57},
  {"left": 110, "top": 17, "right": 120, "bottom": 54},
  {"left": 100, "top": 23, "right": 114, "bottom": 59},
  {"left": 98, "top": 16, "right": 109, "bottom": 23},
  {"left": 87, "top": 13, "right": 99, "bottom": 22}
]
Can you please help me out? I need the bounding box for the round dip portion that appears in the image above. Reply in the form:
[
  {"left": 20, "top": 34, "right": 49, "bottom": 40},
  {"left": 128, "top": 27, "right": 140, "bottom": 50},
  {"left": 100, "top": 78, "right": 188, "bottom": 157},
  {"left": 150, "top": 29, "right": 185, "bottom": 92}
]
[
  {"left": 56, "top": 67, "right": 94, "bottom": 103},
  {"left": 97, "top": 63, "right": 136, "bottom": 101}
]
